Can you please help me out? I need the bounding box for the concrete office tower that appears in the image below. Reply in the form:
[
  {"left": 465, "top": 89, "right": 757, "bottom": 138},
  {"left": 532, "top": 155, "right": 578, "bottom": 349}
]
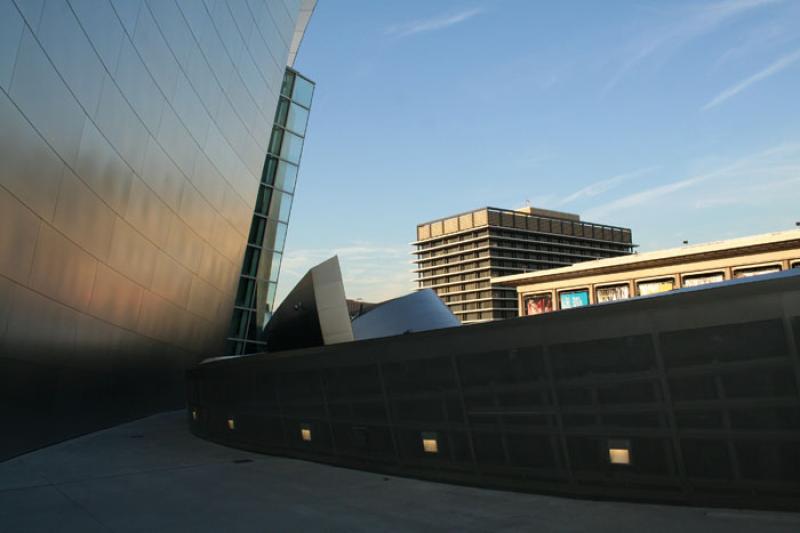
[
  {"left": 414, "top": 207, "right": 634, "bottom": 323},
  {"left": 0, "top": 0, "right": 316, "bottom": 459}
]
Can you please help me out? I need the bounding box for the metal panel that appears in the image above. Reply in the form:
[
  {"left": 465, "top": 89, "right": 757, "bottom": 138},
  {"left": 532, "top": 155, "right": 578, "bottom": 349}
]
[
  {"left": 10, "top": 29, "right": 87, "bottom": 167},
  {"left": 165, "top": 216, "right": 205, "bottom": 274},
  {"left": 228, "top": 0, "right": 256, "bottom": 47},
  {"left": 194, "top": 7, "right": 235, "bottom": 85},
  {"left": 94, "top": 72, "right": 150, "bottom": 176},
  {"left": 109, "top": 0, "right": 142, "bottom": 36},
  {"left": 28, "top": 224, "right": 98, "bottom": 312},
  {"left": 213, "top": 95, "right": 257, "bottom": 181},
  {"left": 156, "top": 105, "right": 198, "bottom": 180},
  {"left": 0, "top": 186, "right": 41, "bottom": 285},
  {"left": 0, "top": 276, "right": 13, "bottom": 341},
  {"left": 124, "top": 176, "right": 173, "bottom": 248},
  {"left": 107, "top": 215, "right": 159, "bottom": 288},
  {"left": 211, "top": 0, "right": 246, "bottom": 65},
  {"left": 0, "top": 89, "right": 65, "bottom": 221},
  {"left": 185, "top": 43, "right": 224, "bottom": 120},
  {"left": 13, "top": 0, "right": 44, "bottom": 29},
  {"left": 209, "top": 213, "right": 242, "bottom": 261},
  {"left": 131, "top": 4, "right": 178, "bottom": 98},
  {"left": 0, "top": 0, "right": 24, "bottom": 91},
  {"left": 68, "top": 0, "right": 125, "bottom": 72},
  {"left": 137, "top": 289, "right": 181, "bottom": 342},
  {"left": 4, "top": 283, "right": 78, "bottom": 364},
  {"left": 88, "top": 263, "right": 143, "bottom": 330},
  {"left": 150, "top": 251, "right": 192, "bottom": 308},
  {"left": 246, "top": 22, "right": 280, "bottom": 98},
  {"left": 199, "top": 245, "right": 237, "bottom": 292},
  {"left": 140, "top": 137, "right": 185, "bottom": 212},
  {"left": 73, "top": 120, "right": 134, "bottom": 214},
  {"left": 52, "top": 169, "right": 116, "bottom": 262},
  {"left": 38, "top": 0, "right": 106, "bottom": 114},
  {"left": 114, "top": 37, "right": 166, "bottom": 134},
  {"left": 265, "top": 0, "right": 293, "bottom": 46},
  {"left": 187, "top": 275, "right": 222, "bottom": 322},
  {"left": 178, "top": 182, "right": 215, "bottom": 242},
  {"left": 190, "top": 151, "right": 227, "bottom": 211},
  {"left": 146, "top": 0, "right": 194, "bottom": 67},
  {"left": 172, "top": 70, "right": 212, "bottom": 147}
]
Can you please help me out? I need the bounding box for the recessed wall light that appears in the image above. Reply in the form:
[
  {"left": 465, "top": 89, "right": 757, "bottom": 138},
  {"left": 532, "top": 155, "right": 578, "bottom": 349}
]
[
  {"left": 301, "top": 424, "right": 312, "bottom": 442},
  {"left": 421, "top": 432, "right": 438, "bottom": 454},
  {"left": 608, "top": 439, "right": 631, "bottom": 465},
  {"left": 191, "top": 409, "right": 198, "bottom": 421},
  {"left": 227, "top": 418, "right": 236, "bottom": 430}
]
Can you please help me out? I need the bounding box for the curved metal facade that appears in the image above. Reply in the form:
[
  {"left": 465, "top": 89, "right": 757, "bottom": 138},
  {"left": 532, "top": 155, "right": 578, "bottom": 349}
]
[
  {"left": 351, "top": 289, "right": 460, "bottom": 341},
  {"left": 0, "top": 0, "right": 310, "bottom": 459},
  {"left": 188, "top": 272, "right": 800, "bottom": 511}
]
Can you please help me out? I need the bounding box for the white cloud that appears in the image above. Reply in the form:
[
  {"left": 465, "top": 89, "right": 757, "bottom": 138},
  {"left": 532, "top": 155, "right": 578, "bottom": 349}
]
[
  {"left": 604, "top": 0, "right": 782, "bottom": 92},
  {"left": 703, "top": 47, "right": 800, "bottom": 110},
  {"left": 713, "top": 20, "right": 790, "bottom": 70},
  {"left": 585, "top": 143, "right": 800, "bottom": 219},
  {"left": 693, "top": 173, "right": 800, "bottom": 208},
  {"left": 386, "top": 8, "right": 483, "bottom": 37},
  {"left": 558, "top": 167, "right": 656, "bottom": 205},
  {"left": 276, "top": 243, "right": 413, "bottom": 306}
]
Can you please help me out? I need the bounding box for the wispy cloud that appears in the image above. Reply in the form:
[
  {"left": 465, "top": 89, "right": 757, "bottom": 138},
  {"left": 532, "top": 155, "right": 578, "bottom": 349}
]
[
  {"left": 713, "top": 20, "right": 792, "bottom": 70},
  {"left": 693, "top": 174, "right": 800, "bottom": 208},
  {"left": 277, "top": 243, "right": 413, "bottom": 305},
  {"left": 703, "top": 48, "right": 800, "bottom": 110},
  {"left": 558, "top": 167, "right": 656, "bottom": 206},
  {"left": 386, "top": 8, "right": 483, "bottom": 37},
  {"left": 604, "top": 0, "right": 782, "bottom": 93},
  {"left": 585, "top": 143, "right": 800, "bottom": 219}
]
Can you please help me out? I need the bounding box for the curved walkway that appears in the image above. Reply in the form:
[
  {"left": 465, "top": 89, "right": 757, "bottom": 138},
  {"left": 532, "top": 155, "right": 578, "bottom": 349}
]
[{"left": 1, "top": 411, "right": 798, "bottom": 532}]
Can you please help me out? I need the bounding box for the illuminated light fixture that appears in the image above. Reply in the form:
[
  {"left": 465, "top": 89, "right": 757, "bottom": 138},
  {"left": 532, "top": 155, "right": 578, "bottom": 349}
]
[
  {"left": 608, "top": 439, "right": 631, "bottom": 465},
  {"left": 421, "top": 432, "right": 438, "bottom": 454},
  {"left": 300, "top": 424, "right": 312, "bottom": 442},
  {"left": 227, "top": 418, "right": 236, "bottom": 430},
  {"left": 191, "top": 409, "right": 198, "bottom": 421}
]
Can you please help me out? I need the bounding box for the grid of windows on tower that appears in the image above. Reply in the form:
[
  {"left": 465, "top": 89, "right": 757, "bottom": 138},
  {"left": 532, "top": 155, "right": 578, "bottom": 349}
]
[
  {"left": 226, "top": 69, "right": 315, "bottom": 356},
  {"left": 414, "top": 208, "right": 634, "bottom": 323}
]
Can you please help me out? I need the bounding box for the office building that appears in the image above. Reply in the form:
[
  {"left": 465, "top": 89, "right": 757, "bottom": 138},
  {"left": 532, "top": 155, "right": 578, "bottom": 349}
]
[
  {"left": 492, "top": 230, "right": 800, "bottom": 316},
  {"left": 0, "top": 0, "right": 316, "bottom": 459},
  {"left": 413, "top": 206, "right": 634, "bottom": 323}
]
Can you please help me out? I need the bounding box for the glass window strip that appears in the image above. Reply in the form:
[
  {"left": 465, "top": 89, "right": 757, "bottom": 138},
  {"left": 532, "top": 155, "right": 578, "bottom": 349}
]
[{"left": 227, "top": 68, "right": 314, "bottom": 355}]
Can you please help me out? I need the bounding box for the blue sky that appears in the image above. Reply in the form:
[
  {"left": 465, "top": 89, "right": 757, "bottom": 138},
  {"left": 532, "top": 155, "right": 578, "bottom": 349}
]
[{"left": 279, "top": 0, "right": 800, "bottom": 303}]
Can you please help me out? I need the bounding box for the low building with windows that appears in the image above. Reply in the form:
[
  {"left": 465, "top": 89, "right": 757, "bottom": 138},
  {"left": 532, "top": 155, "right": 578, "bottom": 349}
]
[
  {"left": 413, "top": 206, "right": 635, "bottom": 323},
  {"left": 493, "top": 229, "right": 800, "bottom": 317}
]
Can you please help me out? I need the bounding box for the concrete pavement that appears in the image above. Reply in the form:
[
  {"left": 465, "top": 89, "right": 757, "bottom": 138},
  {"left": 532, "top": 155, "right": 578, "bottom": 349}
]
[{"left": 1, "top": 411, "right": 799, "bottom": 532}]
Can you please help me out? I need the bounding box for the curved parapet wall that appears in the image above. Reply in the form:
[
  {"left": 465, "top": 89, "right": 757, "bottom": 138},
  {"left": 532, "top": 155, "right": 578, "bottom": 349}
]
[
  {"left": 352, "top": 289, "right": 460, "bottom": 341},
  {"left": 187, "top": 270, "right": 800, "bottom": 511}
]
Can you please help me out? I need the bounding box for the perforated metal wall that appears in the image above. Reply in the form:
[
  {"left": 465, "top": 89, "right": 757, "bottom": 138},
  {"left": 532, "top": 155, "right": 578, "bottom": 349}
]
[{"left": 189, "top": 272, "right": 800, "bottom": 510}]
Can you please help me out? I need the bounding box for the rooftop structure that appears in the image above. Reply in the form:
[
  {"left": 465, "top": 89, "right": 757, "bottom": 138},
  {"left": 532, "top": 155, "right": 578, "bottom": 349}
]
[{"left": 493, "top": 229, "right": 800, "bottom": 317}]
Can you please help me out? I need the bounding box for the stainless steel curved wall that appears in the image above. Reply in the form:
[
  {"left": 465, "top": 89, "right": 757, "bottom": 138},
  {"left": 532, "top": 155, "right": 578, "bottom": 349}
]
[{"left": 0, "top": 0, "right": 308, "bottom": 460}]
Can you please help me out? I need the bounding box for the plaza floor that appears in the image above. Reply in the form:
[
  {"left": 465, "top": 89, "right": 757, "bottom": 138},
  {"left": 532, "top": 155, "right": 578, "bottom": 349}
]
[{"left": 1, "top": 411, "right": 799, "bottom": 532}]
